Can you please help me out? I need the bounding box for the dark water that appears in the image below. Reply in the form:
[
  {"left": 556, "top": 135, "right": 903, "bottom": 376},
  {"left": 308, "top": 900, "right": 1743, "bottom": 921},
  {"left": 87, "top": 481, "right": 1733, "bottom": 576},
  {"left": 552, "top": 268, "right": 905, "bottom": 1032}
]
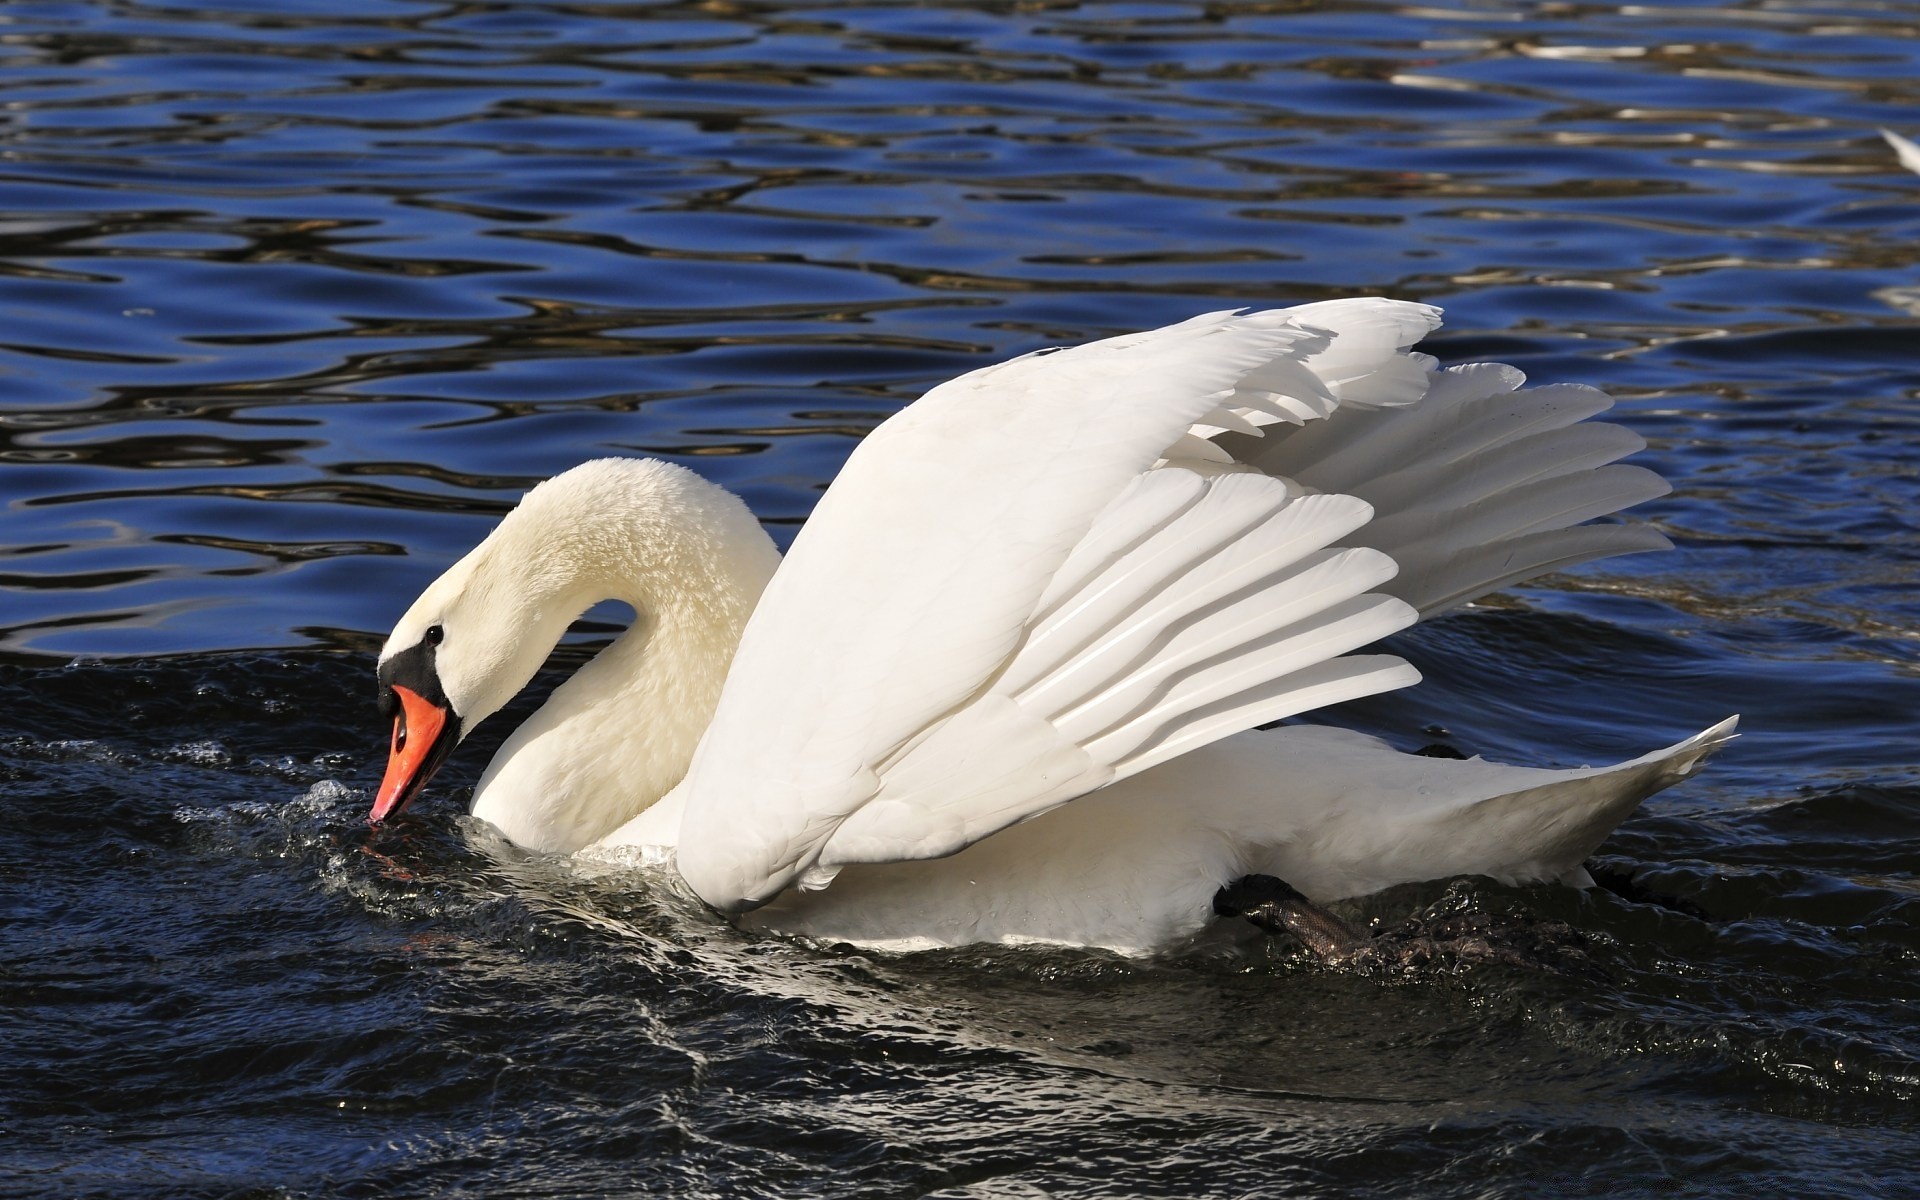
[{"left": 3, "top": 1, "right": 1918, "bottom": 1196}]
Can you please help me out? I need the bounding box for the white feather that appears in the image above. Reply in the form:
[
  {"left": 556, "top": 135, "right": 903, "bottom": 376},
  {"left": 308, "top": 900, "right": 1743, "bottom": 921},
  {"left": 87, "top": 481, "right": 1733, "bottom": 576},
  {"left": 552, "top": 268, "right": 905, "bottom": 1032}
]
[
  {"left": 1216, "top": 364, "right": 1671, "bottom": 616},
  {"left": 376, "top": 300, "right": 1731, "bottom": 955},
  {"left": 1883, "top": 128, "right": 1920, "bottom": 174},
  {"left": 738, "top": 719, "right": 1739, "bottom": 954},
  {"left": 672, "top": 308, "right": 1393, "bottom": 908}
]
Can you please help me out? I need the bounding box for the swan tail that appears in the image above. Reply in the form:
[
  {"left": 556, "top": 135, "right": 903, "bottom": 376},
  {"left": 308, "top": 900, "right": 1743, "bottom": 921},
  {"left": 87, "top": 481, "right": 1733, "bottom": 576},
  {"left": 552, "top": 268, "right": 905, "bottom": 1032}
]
[{"left": 1385, "top": 716, "right": 1740, "bottom": 897}]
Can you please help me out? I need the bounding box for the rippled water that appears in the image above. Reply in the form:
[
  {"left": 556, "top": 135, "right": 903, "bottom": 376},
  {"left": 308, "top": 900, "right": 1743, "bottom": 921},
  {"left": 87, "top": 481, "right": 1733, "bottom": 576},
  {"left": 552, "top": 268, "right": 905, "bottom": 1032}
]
[{"left": 3, "top": 1, "right": 1918, "bottom": 1196}]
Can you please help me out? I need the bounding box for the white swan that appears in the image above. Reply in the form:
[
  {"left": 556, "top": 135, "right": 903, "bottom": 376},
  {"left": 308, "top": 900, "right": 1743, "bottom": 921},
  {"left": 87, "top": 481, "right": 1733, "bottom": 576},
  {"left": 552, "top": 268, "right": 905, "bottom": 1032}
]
[{"left": 371, "top": 300, "right": 1735, "bottom": 955}]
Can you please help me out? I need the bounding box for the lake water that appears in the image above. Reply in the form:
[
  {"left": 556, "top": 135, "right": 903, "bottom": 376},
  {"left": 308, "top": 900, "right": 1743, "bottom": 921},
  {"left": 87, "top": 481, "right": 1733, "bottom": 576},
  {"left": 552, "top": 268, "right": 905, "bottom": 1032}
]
[{"left": 3, "top": 1, "right": 1918, "bottom": 1196}]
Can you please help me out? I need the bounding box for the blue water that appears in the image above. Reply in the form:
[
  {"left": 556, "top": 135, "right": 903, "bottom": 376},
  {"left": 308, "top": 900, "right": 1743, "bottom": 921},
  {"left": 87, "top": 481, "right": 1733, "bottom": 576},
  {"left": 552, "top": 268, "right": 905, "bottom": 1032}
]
[{"left": 2, "top": 1, "right": 1918, "bottom": 1196}]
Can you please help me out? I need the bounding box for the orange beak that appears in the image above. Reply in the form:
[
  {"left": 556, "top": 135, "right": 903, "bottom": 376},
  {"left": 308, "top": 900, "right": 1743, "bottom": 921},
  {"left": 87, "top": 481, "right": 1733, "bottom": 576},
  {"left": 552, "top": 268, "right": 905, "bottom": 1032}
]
[{"left": 371, "top": 684, "right": 458, "bottom": 823}]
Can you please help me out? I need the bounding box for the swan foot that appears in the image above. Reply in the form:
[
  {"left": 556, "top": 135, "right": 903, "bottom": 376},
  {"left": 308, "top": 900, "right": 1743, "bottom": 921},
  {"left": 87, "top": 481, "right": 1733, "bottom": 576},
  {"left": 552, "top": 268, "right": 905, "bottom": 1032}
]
[
  {"left": 1213, "top": 875, "right": 1588, "bottom": 972},
  {"left": 1213, "top": 874, "right": 1368, "bottom": 964}
]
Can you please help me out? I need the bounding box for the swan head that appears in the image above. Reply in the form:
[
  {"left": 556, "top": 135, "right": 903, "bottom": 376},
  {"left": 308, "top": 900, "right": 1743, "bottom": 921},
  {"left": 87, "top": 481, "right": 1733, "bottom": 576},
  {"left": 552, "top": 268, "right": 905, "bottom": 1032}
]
[
  {"left": 372, "top": 619, "right": 461, "bottom": 823},
  {"left": 371, "top": 541, "right": 538, "bottom": 823},
  {"left": 369, "top": 457, "right": 783, "bottom": 826},
  {"left": 369, "top": 469, "right": 624, "bottom": 823}
]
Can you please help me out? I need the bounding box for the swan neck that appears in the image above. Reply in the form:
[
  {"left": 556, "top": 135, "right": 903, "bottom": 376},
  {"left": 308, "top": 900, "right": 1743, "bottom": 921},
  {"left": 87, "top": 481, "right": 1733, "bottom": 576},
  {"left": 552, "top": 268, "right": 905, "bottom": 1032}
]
[
  {"left": 462, "top": 459, "right": 781, "bottom": 853},
  {"left": 466, "top": 460, "right": 777, "bottom": 727}
]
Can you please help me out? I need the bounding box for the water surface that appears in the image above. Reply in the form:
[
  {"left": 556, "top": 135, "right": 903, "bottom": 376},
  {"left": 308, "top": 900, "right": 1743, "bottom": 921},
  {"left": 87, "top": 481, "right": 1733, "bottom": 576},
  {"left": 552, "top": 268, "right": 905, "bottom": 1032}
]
[{"left": 3, "top": 1, "right": 1918, "bottom": 1196}]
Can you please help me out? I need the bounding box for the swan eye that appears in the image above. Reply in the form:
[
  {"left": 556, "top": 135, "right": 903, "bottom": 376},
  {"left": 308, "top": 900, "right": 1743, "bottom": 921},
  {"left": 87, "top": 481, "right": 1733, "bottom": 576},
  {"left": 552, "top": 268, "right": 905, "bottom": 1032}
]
[{"left": 425, "top": 624, "right": 444, "bottom": 647}]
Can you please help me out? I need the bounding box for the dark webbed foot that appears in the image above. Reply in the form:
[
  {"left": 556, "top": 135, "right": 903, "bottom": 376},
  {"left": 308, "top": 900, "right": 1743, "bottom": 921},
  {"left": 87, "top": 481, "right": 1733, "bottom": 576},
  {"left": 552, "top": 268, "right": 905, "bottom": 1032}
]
[
  {"left": 1213, "top": 874, "right": 1370, "bottom": 964},
  {"left": 1213, "top": 875, "right": 1587, "bottom": 972}
]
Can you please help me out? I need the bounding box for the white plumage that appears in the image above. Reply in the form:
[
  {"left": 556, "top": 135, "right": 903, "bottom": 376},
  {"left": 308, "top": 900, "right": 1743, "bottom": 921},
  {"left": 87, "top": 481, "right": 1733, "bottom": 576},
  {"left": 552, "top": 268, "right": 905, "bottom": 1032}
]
[
  {"left": 1884, "top": 128, "right": 1920, "bottom": 174},
  {"left": 375, "top": 299, "right": 1736, "bottom": 955}
]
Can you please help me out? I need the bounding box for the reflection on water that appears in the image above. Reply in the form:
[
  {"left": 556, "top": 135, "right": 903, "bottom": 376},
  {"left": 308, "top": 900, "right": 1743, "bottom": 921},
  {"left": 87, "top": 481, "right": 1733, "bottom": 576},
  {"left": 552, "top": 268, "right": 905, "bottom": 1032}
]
[{"left": 1, "top": 1, "right": 1917, "bottom": 1196}]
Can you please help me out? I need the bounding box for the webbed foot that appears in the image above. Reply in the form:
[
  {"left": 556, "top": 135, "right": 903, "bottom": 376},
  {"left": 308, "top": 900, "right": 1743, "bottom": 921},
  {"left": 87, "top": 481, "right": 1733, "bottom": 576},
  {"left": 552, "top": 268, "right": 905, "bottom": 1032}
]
[{"left": 1213, "top": 874, "right": 1370, "bottom": 965}]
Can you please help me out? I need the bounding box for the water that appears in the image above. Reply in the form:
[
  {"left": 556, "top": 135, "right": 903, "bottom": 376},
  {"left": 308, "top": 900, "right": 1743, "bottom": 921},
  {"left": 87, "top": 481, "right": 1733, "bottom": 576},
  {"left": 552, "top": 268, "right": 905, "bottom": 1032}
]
[{"left": 2, "top": 1, "right": 1917, "bottom": 1195}]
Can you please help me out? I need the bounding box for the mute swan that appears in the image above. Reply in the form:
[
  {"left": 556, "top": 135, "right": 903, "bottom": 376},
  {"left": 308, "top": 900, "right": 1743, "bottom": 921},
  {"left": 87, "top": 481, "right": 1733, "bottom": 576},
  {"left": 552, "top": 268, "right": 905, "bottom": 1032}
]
[{"left": 373, "top": 300, "right": 1735, "bottom": 956}]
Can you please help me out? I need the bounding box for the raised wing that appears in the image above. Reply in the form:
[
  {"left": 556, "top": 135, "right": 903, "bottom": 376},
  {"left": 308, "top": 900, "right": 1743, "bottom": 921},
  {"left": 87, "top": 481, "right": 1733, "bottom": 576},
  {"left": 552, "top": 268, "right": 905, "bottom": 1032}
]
[
  {"left": 1213, "top": 361, "right": 1672, "bottom": 616},
  {"left": 818, "top": 471, "right": 1417, "bottom": 872},
  {"left": 671, "top": 302, "right": 1438, "bottom": 910}
]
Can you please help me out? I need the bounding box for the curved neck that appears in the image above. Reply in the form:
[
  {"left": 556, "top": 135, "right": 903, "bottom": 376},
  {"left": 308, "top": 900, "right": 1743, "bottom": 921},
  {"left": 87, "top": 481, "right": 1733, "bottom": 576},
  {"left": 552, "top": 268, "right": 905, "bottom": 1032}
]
[{"left": 458, "top": 460, "right": 782, "bottom": 853}]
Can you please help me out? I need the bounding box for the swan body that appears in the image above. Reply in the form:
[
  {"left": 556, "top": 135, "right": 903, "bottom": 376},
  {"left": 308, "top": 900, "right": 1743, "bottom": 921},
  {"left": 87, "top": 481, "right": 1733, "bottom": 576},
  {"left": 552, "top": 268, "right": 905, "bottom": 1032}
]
[
  {"left": 373, "top": 299, "right": 1734, "bottom": 955},
  {"left": 730, "top": 721, "right": 1733, "bottom": 953}
]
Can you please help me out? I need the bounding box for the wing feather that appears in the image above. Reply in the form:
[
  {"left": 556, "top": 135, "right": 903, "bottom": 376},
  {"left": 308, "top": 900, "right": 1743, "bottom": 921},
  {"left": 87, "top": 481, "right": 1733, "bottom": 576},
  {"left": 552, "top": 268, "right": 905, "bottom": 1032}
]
[
  {"left": 667, "top": 300, "right": 1669, "bottom": 912},
  {"left": 673, "top": 307, "right": 1389, "bottom": 908},
  {"left": 1217, "top": 363, "right": 1671, "bottom": 616},
  {"left": 812, "top": 470, "right": 1419, "bottom": 880}
]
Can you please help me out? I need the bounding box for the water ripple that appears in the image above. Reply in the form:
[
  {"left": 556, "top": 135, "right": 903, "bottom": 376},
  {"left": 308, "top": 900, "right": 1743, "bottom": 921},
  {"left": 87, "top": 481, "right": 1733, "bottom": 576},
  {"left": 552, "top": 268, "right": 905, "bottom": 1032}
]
[{"left": 2, "top": 1, "right": 1918, "bottom": 1194}]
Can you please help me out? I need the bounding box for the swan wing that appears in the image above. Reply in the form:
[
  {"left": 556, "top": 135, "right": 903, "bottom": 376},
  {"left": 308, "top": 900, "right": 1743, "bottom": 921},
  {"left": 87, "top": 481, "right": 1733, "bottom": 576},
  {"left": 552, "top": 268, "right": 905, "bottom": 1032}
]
[
  {"left": 1212, "top": 361, "right": 1671, "bottom": 616},
  {"left": 671, "top": 302, "right": 1436, "bottom": 909},
  {"left": 817, "top": 470, "right": 1419, "bottom": 873}
]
